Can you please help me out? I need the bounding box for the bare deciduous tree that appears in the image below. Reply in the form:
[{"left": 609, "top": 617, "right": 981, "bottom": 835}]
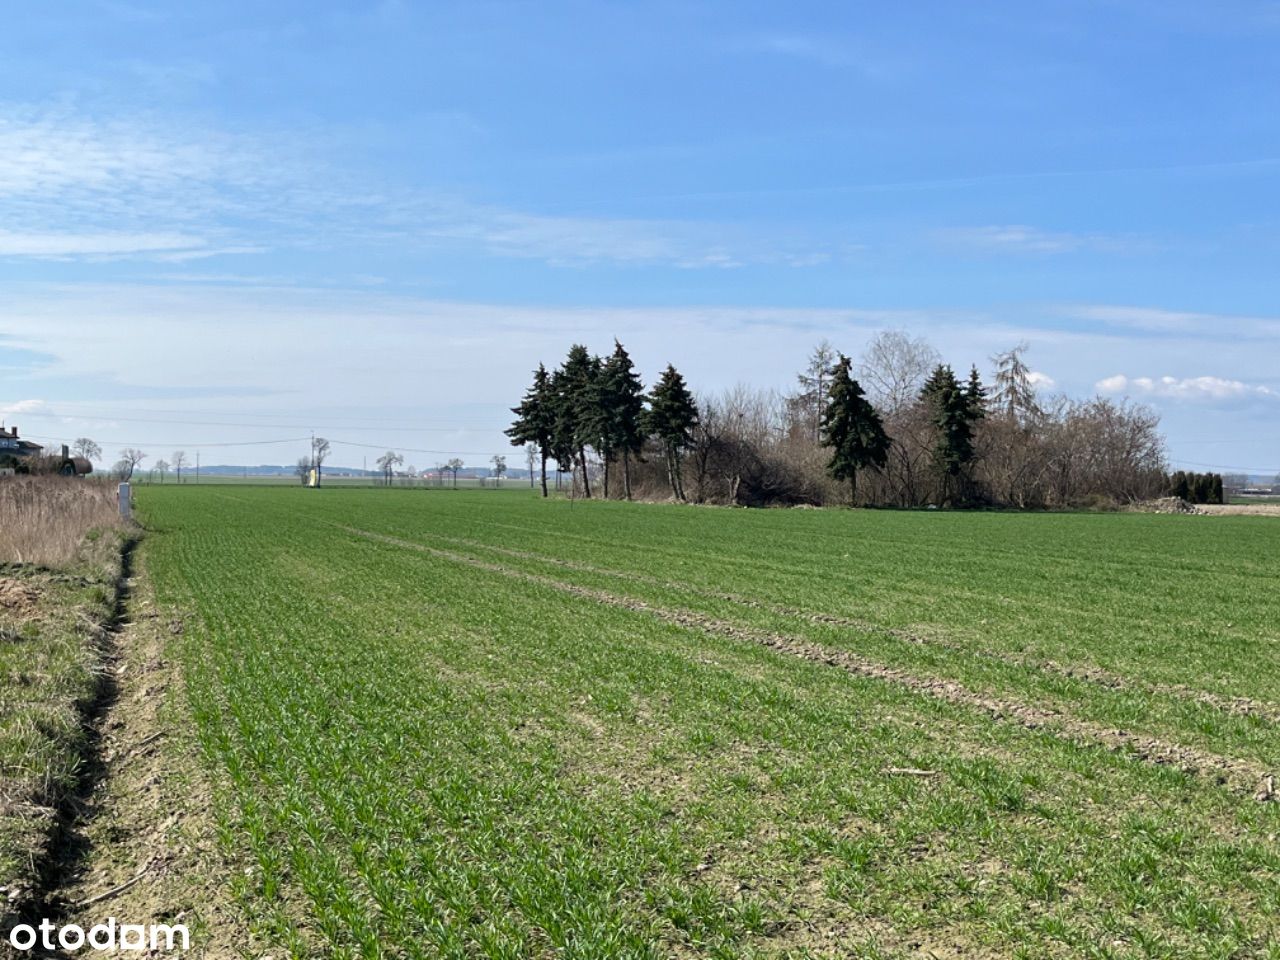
[
  {"left": 376, "top": 450, "right": 404, "bottom": 486},
  {"left": 857, "top": 330, "right": 940, "bottom": 413},
  {"left": 72, "top": 437, "right": 101, "bottom": 462},
  {"left": 171, "top": 450, "right": 189, "bottom": 483},
  {"left": 312, "top": 437, "right": 331, "bottom": 487},
  {"left": 296, "top": 456, "right": 312, "bottom": 485},
  {"left": 118, "top": 448, "right": 147, "bottom": 480},
  {"left": 490, "top": 454, "right": 507, "bottom": 485},
  {"left": 446, "top": 457, "right": 463, "bottom": 488},
  {"left": 525, "top": 442, "right": 538, "bottom": 488}
]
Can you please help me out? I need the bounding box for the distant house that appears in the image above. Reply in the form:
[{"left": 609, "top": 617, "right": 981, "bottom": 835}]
[
  {"left": 0, "top": 428, "right": 92, "bottom": 476},
  {"left": 0, "top": 426, "right": 43, "bottom": 460}
]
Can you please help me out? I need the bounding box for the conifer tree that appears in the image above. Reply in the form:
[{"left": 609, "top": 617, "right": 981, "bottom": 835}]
[
  {"left": 645, "top": 364, "right": 699, "bottom": 500},
  {"left": 591, "top": 340, "right": 646, "bottom": 499},
  {"left": 506, "top": 363, "right": 555, "bottom": 497},
  {"left": 556, "top": 344, "right": 601, "bottom": 497},
  {"left": 820, "top": 355, "right": 891, "bottom": 504},
  {"left": 1191, "top": 472, "right": 1212, "bottom": 504},
  {"left": 546, "top": 366, "right": 577, "bottom": 491},
  {"left": 966, "top": 365, "right": 987, "bottom": 421},
  {"left": 920, "top": 364, "right": 983, "bottom": 505},
  {"left": 990, "top": 343, "right": 1040, "bottom": 421}
]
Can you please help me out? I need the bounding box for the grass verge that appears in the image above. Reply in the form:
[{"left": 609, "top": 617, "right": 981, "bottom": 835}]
[{"left": 0, "top": 526, "right": 133, "bottom": 928}]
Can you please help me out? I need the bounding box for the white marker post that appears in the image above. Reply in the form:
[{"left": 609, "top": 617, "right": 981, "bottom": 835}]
[{"left": 118, "top": 482, "right": 131, "bottom": 520}]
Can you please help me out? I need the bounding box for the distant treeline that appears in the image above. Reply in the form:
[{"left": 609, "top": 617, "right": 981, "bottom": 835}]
[
  {"left": 1167, "top": 471, "right": 1224, "bottom": 505},
  {"left": 509, "top": 333, "right": 1172, "bottom": 509}
]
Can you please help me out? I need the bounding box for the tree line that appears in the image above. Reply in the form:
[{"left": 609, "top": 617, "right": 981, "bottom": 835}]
[
  {"left": 1167, "top": 471, "right": 1224, "bottom": 505},
  {"left": 509, "top": 333, "right": 1177, "bottom": 509},
  {"left": 507, "top": 341, "right": 699, "bottom": 500}
]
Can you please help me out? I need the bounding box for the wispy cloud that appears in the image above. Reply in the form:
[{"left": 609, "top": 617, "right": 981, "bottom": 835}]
[
  {"left": 724, "top": 32, "right": 905, "bottom": 78},
  {"left": 1096, "top": 373, "right": 1277, "bottom": 404},
  {"left": 0, "top": 230, "right": 209, "bottom": 259},
  {"left": 936, "top": 225, "right": 1146, "bottom": 255},
  {"left": 1060, "top": 304, "right": 1280, "bottom": 339},
  {"left": 0, "top": 101, "right": 832, "bottom": 269}
]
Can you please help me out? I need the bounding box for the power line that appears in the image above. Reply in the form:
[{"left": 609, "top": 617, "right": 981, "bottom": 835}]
[
  {"left": 328, "top": 438, "right": 506, "bottom": 457},
  {"left": 7, "top": 410, "right": 500, "bottom": 433},
  {"left": 20, "top": 431, "right": 311, "bottom": 449},
  {"left": 1170, "top": 458, "right": 1279, "bottom": 474},
  {"left": 19, "top": 403, "right": 501, "bottom": 428}
]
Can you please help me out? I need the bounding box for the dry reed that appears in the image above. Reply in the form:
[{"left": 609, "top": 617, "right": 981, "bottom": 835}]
[{"left": 0, "top": 476, "right": 122, "bottom": 566}]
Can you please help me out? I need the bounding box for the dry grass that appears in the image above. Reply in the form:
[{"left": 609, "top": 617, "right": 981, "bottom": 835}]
[{"left": 0, "top": 477, "right": 122, "bottom": 566}]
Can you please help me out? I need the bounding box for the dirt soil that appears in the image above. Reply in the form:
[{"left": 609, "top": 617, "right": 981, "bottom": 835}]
[
  {"left": 0, "top": 578, "right": 40, "bottom": 616},
  {"left": 37, "top": 557, "right": 252, "bottom": 959}
]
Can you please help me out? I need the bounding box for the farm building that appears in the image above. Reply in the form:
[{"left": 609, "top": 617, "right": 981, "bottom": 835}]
[
  {"left": 0, "top": 425, "right": 44, "bottom": 461},
  {"left": 0, "top": 427, "right": 92, "bottom": 476}
]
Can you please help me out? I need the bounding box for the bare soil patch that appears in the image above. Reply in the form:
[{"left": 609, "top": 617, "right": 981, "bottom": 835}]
[
  {"left": 0, "top": 579, "right": 41, "bottom": 617},
  {"left": 32, "top": 557, "right": 251, "bottom": 958}
]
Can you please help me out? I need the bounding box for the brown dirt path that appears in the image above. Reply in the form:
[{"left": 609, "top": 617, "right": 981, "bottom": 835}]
[{"left": 35, "top": 557, "right": 252, "bottom": 959}]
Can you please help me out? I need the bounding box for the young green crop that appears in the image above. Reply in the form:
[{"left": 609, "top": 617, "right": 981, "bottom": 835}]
[{"left": 139, "top": 486, "right": 1280, "bottom": 958}]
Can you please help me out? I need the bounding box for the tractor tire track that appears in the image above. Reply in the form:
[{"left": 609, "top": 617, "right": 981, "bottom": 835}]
[
  {"left": 409, "top": 530, "right": 1280, "bottom": 726},
  {"left": 338, "top": 524, "right": 1276, "bottom": 802}
]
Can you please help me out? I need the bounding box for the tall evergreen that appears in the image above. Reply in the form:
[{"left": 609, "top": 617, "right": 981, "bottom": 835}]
[
  {"left": 506, "top": 363, "right": 554, "bottom": 497},
  {"left": 645, "top": 364, "right": 699, "bottom": 500},
  {"left": 920, "top": 364, "right": 983, "bottom": 504},
  {"left": 592, "top": 341, "right": 646, "bottom": 499},
  {"left": 820, "top": 355, "right": 891, "bottom": 504},
  {"left": 546, "top": 366, "right": 577, "bottom": 490},
  {"left": 965, "top": 365, "right": 987, "bottom": 421},
  {"left": 557, "top": 344, "right": 601, "bottom": 498}
]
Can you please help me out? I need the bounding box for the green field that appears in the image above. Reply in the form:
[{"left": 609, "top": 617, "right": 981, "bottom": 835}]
[{"left": 137, "top": 486, "right": 1280, "bottom": 958}]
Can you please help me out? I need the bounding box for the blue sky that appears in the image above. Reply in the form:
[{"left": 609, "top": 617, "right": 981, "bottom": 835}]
[{"left": 0, "top": 1, "right": 1276, "bottom": 474}]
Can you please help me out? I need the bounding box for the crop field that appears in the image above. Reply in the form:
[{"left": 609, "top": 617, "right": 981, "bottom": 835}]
[{"left": 136, "top": 486, "right": 1280, "bottom": 959}]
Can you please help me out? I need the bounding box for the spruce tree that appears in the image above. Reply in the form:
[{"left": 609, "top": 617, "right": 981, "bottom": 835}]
[
  {"left": 965, "top": 365, "right": 987, "bottom": 421},
  {"left": 644, "top": 364, "right": 699, "bottom": 500},
  {"left": 506, "top": 363, "right": 555, "bottom": 497},
  {"left": 546, "top": 367, "right": 577, "bottom": 491},
  {"left": 592, "top": 341, "right": 646, "bottom": 499},
  {"left": 920, "top": 364, "right": 982, "bottom": 505},
  {"left": 820, "top": 355, "right": 890, "bottom": 505},
  {"left": 557, "top": 344, "right": 601, "bottom": 498},
  {"left": 1191, "top": 473, "right": 1211, "bottom": 504}
]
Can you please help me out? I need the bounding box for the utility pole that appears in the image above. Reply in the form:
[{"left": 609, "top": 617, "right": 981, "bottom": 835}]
[{"left": 195, "top": 451, "right": 200, "bottom": 484}]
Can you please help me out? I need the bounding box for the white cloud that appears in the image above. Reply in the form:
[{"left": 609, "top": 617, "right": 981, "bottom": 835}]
[
  {"left": 937, "top": 225, "right": 1144, "bottom": 255},
  {"left": 0, "top": 231, "right": 208, "bottom": 259},
  {"left": 1027, "top": 370, "right": 1056, "bottom": 389},
  {"left": 1095, "top": 374, "right": 1277, "bottom": 403},
  {"left": 0, "top": 398, "right": 48, "bottom": 419},
  {"left": 0, "top": 101, "right": 833, "bottom": 269}
]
